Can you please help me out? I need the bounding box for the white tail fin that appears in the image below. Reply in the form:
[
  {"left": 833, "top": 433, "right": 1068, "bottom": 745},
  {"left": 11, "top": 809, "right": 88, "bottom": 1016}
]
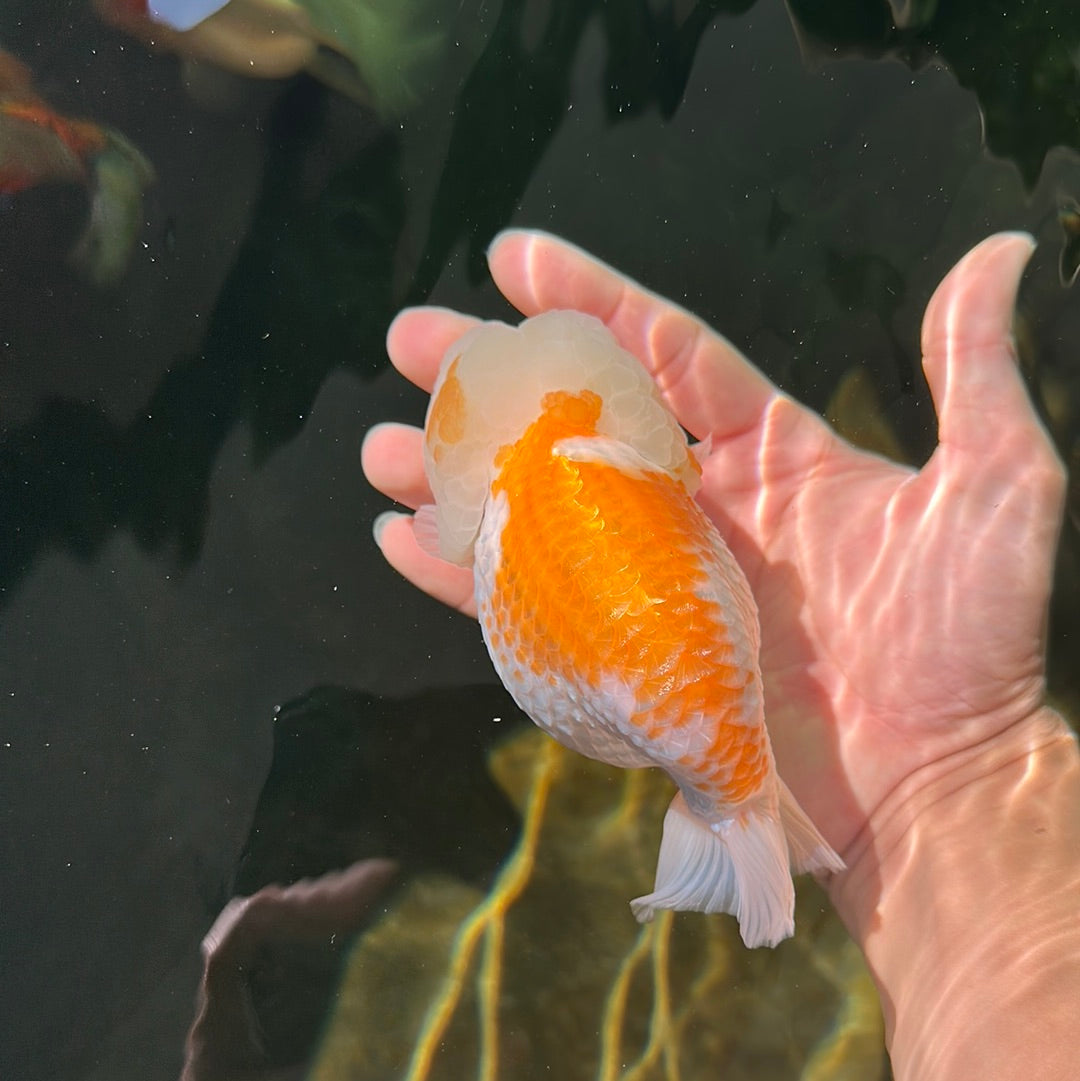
[
  {"left": 630, "top": 791, "right": 796, "bottom": 948},
  {"left": 629, "top": 785, "right": 843, "bottom": 948},
  {"left": 777, "top": 778, "right": 845, "bottom": 875}
]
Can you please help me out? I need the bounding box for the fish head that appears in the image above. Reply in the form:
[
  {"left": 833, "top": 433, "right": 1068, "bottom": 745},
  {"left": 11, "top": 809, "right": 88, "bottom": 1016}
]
[{"left": 423, "top": 310, "right": 699, "bottom": 566}]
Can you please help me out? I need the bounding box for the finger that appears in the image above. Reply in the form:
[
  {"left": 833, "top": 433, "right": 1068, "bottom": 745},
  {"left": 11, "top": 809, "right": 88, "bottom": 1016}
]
[
  {"left": 386, "top": 307, "right": 482, "bottom": 393},
  {"left": 361, "top": 422, "right": 430, "bottom": 510},
  {"left": 919, "top": 234, "right": 1065, "bottom": 633},
  {"left": 921, "top": 233, "right": 1055, "bottom": 465},
  {"left": 486, "top": 228, "right": 780, "bottom": 441},
  {"left": 372, "top": 512, "right": 478, "bottom": 617}
]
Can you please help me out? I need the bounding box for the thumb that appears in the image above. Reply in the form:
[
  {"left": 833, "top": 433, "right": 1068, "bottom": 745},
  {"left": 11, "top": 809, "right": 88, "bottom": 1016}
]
[
  {"left": 921, "top": 233, "right": 1050, "bottom": 463},
  {"left": 920, "top": 234, "right": 1065, "bottom": 613}
]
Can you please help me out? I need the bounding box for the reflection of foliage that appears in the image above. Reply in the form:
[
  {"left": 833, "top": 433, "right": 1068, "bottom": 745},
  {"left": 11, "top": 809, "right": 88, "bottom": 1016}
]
[
  {"left": 925, "top": 3, "right": 1080, "bottom": 186},
  {"left": 1059, "top": 199, "right": 1080, "bottom": 287},
  {"left": 182, "top": 859, "right": 398, "bottom": 1081},
  {"left": 311, "top": 727, "right": 886, "bottom": 1081},
  {"left": 0, "top": 80, "right": 404, "bottom": 595},
  {"left": 6, "top": 0, "right": 1077, "bottom": 597},
  {"left": 407, "top": 0, "right": 755, "bottom": 300},
  {"left": 786, "top": 0, "right": 1080, "bottom": 186},
  {"left": 299, "top": 0, "right": 447, "bottom": 114}
]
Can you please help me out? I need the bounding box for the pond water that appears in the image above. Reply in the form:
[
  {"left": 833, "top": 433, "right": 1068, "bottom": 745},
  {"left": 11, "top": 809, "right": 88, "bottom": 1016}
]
[{"left": 1, "top": 2, "right": 1078, "bottom": 1080}]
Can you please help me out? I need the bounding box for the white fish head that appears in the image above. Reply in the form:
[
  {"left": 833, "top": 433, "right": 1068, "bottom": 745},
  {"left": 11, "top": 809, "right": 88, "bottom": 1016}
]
[{"left": 423, "top": 310, "right": 698, "bottom": 566}]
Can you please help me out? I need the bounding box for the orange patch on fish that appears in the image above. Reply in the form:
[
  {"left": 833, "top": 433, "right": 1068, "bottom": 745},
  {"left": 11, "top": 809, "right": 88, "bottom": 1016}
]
[{"left": 427, "top": 356, "right": 466, "bottom": 462}]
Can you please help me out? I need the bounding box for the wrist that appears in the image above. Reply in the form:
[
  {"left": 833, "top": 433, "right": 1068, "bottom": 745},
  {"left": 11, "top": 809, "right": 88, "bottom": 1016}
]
[{"left": 829, "top": 707, "right": 1080, "bottom": 1081}]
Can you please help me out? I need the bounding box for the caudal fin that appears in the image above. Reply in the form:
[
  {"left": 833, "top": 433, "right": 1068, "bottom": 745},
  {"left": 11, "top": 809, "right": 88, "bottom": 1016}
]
[
  {"left": 777, "top": 778, "right": 845, "bottom": 875},
  {"left": 630, "top": 791, "right": 797, "bottom": 948}
]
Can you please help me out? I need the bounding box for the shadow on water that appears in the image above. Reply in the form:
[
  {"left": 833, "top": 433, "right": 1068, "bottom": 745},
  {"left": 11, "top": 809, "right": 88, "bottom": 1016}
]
[
  {"left": 234, "top": 683, "right": 524, "bottom": 897},
  {"left": 405, "top": 0, "right": 756, "bottom": 300},
  {"left": 197, "top": 682, "right": 526, "bottom": 1080}
]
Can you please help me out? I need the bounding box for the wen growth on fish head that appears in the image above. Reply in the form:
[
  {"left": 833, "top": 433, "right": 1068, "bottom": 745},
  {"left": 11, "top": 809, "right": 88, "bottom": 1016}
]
[{"left": 422, "top": 311, "right": 699, "bottom": 566}]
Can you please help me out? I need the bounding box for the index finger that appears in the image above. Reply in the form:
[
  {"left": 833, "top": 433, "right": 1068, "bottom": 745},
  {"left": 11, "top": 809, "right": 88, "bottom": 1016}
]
[
  {"left": 486, "top": 228, "right": 780, "bottom": 441},
  {"left": 386, "top": 307, "right": 481, "bottom": 393}
]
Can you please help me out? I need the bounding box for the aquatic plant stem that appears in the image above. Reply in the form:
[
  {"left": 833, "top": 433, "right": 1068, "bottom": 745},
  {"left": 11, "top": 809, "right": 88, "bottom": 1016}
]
[
  {"left": 402, "top": 736, "right": 561, "bottom": 1081},
  {"left": 596, "top": 922, "right": 655, "bottom": 1081}
]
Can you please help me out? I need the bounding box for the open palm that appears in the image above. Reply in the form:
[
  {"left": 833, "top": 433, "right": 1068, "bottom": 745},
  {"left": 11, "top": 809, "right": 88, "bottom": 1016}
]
[{"left": 362, "top": 230, "right": 1065, "bottom": 856}]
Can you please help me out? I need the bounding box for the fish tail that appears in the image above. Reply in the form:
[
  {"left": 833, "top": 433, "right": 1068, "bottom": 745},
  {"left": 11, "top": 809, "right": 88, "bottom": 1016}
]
[
  {"left": 777, "top": 777, "right": 845, "bottom": 875},
  {"left": 629, "top": 790, "right": 805, "bottom": 948}
]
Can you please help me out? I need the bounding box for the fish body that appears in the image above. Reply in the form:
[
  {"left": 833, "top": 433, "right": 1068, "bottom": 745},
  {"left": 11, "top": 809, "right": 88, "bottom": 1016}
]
[{"left": 420, "top": 311, "right": 842, "bottom": 947}]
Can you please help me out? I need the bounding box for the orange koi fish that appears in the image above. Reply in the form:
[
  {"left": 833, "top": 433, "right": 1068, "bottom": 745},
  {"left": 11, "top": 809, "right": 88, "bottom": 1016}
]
[{"left": 418, "top": 311, "right": 843, "bottom": 948}]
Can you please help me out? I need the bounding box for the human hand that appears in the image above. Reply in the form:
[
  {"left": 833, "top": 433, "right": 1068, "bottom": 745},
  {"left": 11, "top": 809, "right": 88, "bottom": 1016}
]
[{"left": 362, "top": 230, "right": 1066, "bottom": 861}]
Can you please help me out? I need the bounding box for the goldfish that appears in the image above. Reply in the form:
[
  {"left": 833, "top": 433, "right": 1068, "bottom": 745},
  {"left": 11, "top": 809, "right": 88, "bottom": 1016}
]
[
  {"left": 0, "top": 46, "right": 154, "bottom": 284},
  {"left": 0, "top": 52, "right": 108, "bottom": 196},
  {"left": 417, "top": 310, "right": 843, "bottom": 948}
]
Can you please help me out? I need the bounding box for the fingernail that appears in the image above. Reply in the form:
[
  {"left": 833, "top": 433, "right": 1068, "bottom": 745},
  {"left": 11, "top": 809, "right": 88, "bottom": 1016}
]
[
  {"left": 486, "top": 227, "right": 526, "bottom": 260},
  {"left": 372, "top": 510, "right": 407, "bottom": 546}
]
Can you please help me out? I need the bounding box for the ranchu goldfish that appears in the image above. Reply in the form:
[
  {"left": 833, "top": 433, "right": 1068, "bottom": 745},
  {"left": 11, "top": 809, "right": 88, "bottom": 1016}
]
[{"left": 417, "top": 311, "right": 843, "bottom": 948}]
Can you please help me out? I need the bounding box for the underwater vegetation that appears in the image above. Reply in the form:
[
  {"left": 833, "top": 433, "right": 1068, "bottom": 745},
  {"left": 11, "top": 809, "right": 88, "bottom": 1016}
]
[
  {"left": 309, "top": 727, "right": 885, "bottom": 1081},
  {"left": 92, "top": 0, "right": 446, "bottom": 115},
  {"left": 786, "top": 0, "right": 1080, "bottom": 187},
  {"left": 197, "top": 698, "right": 886, "bottom": 1080}
]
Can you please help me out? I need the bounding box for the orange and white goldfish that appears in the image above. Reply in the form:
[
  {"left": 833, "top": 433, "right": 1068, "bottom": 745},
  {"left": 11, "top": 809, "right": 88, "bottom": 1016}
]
[{"left": 418, "top": 310, "right": 843, "bottom": 948}]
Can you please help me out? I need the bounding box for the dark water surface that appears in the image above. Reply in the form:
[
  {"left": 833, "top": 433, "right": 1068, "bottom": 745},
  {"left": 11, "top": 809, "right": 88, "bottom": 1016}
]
[{"left": 1, "top": 2, "right": 1078, "bottom": 1079}]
